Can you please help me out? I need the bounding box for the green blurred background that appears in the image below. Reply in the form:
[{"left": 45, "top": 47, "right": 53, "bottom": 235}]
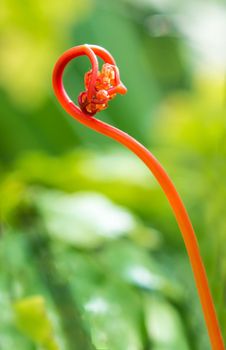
[{"left": 1, "top": 0, "right": 226, "bottom": 349}]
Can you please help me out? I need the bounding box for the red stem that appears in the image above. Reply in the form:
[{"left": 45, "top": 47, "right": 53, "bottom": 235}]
[{"left": 52, "top": 44, "right": 225, "bottom": 350}]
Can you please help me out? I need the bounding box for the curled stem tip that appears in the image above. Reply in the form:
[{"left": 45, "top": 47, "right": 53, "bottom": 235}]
[{"left": 52, "top": 44, "right": 225, "bottom": 350}]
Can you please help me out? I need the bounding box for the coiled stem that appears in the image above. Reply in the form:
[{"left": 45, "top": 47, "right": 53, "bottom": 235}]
[{"left": 52, "top": 44, "right": 225, "bottom": 349}]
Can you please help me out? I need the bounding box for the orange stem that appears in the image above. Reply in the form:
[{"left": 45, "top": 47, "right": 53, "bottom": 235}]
[{"left": 52, "top": 44, "right": 225, "bottom": 350}]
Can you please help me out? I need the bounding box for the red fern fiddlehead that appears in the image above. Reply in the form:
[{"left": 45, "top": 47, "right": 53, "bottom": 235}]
[{"left": 52, "top": 44, "right": 224, "bottom": 350}]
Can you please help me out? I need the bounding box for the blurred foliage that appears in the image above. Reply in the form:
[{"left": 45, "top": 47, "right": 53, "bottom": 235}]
[
  {"left": 0, "top": 185, "right": 199, "bottom": 349},
  {"left": 1, "top": 145, "right": 222, "bottom": 349},
  {"left": 0, "top": 0, "right": 91, "bottom": 108},
  {"left": 14, "top": 296, "right": 60, "bottom": 350},
  {"left": 151, "top": 76, "right": 226, "bottom": 338},
  {"left": 0, "top": 0, "right": 226, "bottom": 349}
]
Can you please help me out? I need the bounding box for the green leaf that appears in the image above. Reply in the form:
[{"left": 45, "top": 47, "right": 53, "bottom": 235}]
[
  {"left": 144, "top": 295, "right": 189, "bottom": 350},
  {"left": 100, "top": 241, "right": 182, "bottom": 299},
  {"left": 36, "top": 191, "right": 137, "bottom": 249},
  {"left": 51, "top": 247, "right": 144, "bottom": 349},
  {"left": 14, "top": 296, "right": 60, "bottom": 350},
  {"left": 83, "top": 284, "right": 143, "bottom": 350}
]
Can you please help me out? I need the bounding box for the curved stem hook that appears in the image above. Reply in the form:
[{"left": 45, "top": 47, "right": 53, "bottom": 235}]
[{"left": 52, "top": 44, "right": 224, "bottom": 350}]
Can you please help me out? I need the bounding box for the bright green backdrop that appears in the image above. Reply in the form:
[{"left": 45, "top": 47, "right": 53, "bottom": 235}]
[{"left": 1, "top": 0, "right": 226, "bottom": 349}]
